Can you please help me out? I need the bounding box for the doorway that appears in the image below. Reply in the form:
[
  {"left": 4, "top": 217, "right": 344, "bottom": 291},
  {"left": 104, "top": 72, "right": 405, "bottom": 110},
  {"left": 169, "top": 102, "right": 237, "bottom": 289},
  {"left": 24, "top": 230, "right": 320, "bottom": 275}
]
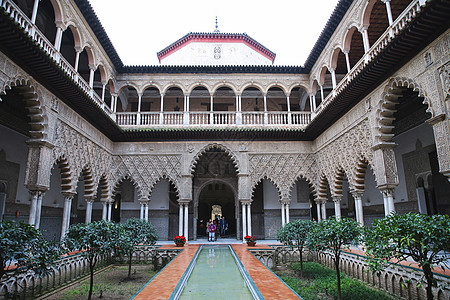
[{"left": 198, "top": 182, "right": 236, "bottom": 238}]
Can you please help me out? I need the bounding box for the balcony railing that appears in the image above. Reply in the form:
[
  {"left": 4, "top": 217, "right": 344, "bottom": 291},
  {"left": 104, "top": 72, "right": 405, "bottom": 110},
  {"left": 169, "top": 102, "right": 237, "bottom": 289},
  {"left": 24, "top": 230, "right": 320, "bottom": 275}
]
[
  {"left": 0, "top": 0, "right": 113, "bottom": 117},
  {"left": 116, "top": 111, "right": 311, "bottom": 127},
  {"left": 314, "top": 0, "right": 426, "bottom": 117},
  {"left": 1, "top": 0, "right": 427, "bottom": 129}
]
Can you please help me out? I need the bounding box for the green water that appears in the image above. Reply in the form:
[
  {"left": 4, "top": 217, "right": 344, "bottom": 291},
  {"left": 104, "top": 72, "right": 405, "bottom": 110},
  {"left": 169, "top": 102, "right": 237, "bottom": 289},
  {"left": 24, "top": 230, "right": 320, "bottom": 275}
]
[{"left": 179, "top": 245, "right": 254, "bottom": 299}]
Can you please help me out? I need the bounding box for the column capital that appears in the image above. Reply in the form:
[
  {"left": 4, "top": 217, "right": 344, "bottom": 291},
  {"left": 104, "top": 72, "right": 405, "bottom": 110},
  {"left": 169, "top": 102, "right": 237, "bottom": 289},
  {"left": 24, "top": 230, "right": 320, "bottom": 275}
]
[
  {"left": 178, "top": 199, "right": 191, "bottom": 204},
  {"left": 331, "top": 196, "right": 342, "bottom": 203},
  {"left": 425, "top": 113, "right": 445, "bottom": 125},
  {"left": 26, "top": 139, "right": 55, "bottom": 149},
  {"left": 85, "top": 195, "right": 96, "bottom": 203},
  {"left": 62, "top": 192, "right": 76, "bottom": 199},
  {"left": 371, "top": 142, "right": 397, "bottom": 151},
  {"left": 350, "top": 190, "right": 364, "bottom": 200},
  {"left": 240, "top": 199, "right": 252, "bottom": 204},
  {"left": 379, "top": 187, "right": 395, "bottom": 197},
  {"left": 359, "top": 25, "right": 369, "bottom": 32}
]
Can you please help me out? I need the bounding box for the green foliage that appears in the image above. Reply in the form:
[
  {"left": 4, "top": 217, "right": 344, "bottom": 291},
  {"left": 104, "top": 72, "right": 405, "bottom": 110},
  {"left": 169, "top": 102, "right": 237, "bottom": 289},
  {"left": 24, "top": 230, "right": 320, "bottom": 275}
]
[
  {"left": 117, "top": 218, "right": 158, "bottom": 252},
  {"left": 364, "top": 213, "right": 450, "bottom": 300},
  {"left": 280, "top": 262, "right": 392, "bottom": 300},
  {"left": 308, "top": 217, "right": 362, "bottom": 300},
  {"left": 309, "top": 217, "right": 362, "bottom": 256},
  {"left": 64, "top": 220, "right": 119, "bottom": 261},
  {"left": 277, "top": 219, "right": 315, "bottom": 277},
  {"left": 364, "top": 213, "right": 450, "bottom": 270},
  {"left": 276, "top": 219, "right": 315, "bottom": 250},
  {"left": 116, "top": 218, "right": 158, "bottom": 278},
  {"left": 0, "top": 221, "right": 61, "bottom": 280},
  {"left": 63, "top": 220, "right": 120, "bottom": 300}
]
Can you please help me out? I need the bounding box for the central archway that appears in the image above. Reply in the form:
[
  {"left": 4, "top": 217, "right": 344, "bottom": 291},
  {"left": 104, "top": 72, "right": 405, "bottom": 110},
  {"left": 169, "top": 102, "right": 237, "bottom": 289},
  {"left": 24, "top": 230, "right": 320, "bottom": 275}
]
[
  {"left": 197, "top": 181, "right": 236, "bottom": 238},
  {"left": 191, "top": 146, "right": 239, "bottom": 240}
]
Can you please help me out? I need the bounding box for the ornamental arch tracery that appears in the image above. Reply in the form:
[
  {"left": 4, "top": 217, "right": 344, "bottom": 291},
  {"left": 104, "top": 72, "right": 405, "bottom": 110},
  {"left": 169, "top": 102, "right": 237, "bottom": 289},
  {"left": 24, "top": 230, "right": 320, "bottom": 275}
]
[{"left": 0, "top": 75, "right": 48, "bottom": 140}]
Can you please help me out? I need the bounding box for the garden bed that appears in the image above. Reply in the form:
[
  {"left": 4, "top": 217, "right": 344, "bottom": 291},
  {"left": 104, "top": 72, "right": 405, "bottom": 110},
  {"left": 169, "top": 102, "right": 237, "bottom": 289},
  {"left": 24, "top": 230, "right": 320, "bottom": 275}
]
[
  {"left": 41, "top": 265, "right": 157, "bottom": 300},
  {"left": 274, "top": 262, "right": 395, "bottom": 300}
]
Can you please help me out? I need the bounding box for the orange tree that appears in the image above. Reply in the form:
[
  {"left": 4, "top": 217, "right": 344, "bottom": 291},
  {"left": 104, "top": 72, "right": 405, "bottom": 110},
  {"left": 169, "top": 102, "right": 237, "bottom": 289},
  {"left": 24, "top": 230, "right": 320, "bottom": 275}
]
[
  {"left": 308, "top": 217, "right": 362, "bottom": 300},
  {"left": 64, "top": 220, "right": 120, "bottom": 300},
  {"left": 0, "top": 221, "right": 60, "bottom": 282},
  {"left": 117, "top": 218, "right": 158, "bottom": 278},
  {"left": 276, "top": 219, "right": 315, "bottom": 277},
  {"left": 364, "top": 213, "right": 450, "bottom": 300}
]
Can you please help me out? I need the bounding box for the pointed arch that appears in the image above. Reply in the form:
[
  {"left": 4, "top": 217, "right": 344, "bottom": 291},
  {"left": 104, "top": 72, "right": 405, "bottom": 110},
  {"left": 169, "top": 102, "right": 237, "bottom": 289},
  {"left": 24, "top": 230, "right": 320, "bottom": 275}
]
[
  {"left": 0, "top": 75, "right": 48, "bottom": 140},
  {"left": 318, "top": 174, "right": 330, "bottom": 200},
  {"left": 149, "top": 175, "right": 180, "bottom": 200},
  {"left": 376, "top": 77, "right": 433, "bottom": 144},
  {"left": 353, "top": 155, "right": 371, "bottom": 193},
  {"left": 112, "top": 175, "right": 142, "bottom": 200},
  {"left": 251, "top": 176, "right": 282, "bottom": 201},
  {"left": 289, "top": 174, "right": 317, "bottom": 200},
  {"left": 55, "top": 155, "right": 73, "bottom": 193},
  {"left": 333, "top": 167, "right": 346, "bottom": 197},
  {"left": 189, "top": 143, "right": 240, "bottom": 174}
]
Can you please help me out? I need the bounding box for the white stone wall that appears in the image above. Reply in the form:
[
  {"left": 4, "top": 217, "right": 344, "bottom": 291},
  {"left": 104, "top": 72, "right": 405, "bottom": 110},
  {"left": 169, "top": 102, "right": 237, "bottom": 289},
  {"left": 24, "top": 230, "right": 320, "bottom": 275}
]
[{"left": 160, "top": 42, "right": 273, "bottom": 65}]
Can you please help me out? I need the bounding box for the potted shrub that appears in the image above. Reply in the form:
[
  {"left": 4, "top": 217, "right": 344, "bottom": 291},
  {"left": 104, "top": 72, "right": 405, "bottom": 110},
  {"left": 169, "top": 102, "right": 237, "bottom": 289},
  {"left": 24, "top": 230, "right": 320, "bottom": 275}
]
[
  {"left": 244, "top": 235, "right": 257, "bottom": 246},
  {"left": 173, "top": 235, "right": 186, "bottom": 247}
]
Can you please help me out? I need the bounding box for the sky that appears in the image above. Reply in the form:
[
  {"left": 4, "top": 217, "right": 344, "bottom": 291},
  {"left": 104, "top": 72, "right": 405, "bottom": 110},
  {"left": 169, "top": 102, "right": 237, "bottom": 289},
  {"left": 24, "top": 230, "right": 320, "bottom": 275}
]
[{"left": 89, "top": 0, "right": 339, "bottom": 66}]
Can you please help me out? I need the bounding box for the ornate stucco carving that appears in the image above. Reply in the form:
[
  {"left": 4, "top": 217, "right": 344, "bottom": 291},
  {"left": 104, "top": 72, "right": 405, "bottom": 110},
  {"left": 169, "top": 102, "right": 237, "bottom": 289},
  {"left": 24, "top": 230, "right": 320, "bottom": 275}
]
[
  {"left": 248, "top": 153, "right": 317, "bottom": 201},
  {"left": 316, "top": 119, "right": 374, "bottom": 195},
  {"left": 110, "top": 154, "right": 182, "bottom": 200}
]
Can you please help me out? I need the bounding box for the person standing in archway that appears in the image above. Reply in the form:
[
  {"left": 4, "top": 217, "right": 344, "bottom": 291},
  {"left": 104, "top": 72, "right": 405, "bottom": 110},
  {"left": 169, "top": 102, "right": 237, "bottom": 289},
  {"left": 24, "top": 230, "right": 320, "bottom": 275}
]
[
  {"left": 220, "top": 216, "right": 227, "bottom": 237},
  {"left": 207, "top": 219, "right": 216, "bottom": 242}
]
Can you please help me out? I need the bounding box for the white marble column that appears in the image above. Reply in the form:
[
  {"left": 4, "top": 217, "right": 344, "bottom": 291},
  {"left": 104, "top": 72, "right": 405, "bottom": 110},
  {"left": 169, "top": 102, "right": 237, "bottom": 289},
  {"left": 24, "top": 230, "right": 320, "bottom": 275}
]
[
  {"left": 34, "top": 192, "right": 43, "bottom": 229},
  {"left": 343, "top": 50, "right": 351, "bottom": 73},
  {"left": 352, "top": 192, "right": 364, "bottom": 226},
  {"left": 184, "top": 204, "right": 189, "bottom": 242},
  {"left": 74, "top": 48, "right": 82, "bottom": 72},
  {"left": 28, "top": 191, "right": 39, "bottom": 226},
  {"left": 144, "top": 202, "right": 149, "bottom": 221},
  {"left": 382, "top": 0, "right": 394, "bottom": 25},
  {"left": 179, "top": 203, "right": 184, "bottom": 236},
  {"left": 107, "top": 201, "right": 112, "bottom": 221},
  {"left": 54, "top": 26, "right": 63, "bottom": 52},
  {"left": 242, "top": 202, "right": 247, "bottom": 240},
  {"left": 330, "top": 68, "right": 337, "bottom": 89},
  {"left": 31, "top": 0, "right": 40, "bottom": 24},
  {"left": 102, "top": 201, "right": 107, "bottom": 220},
  {"left": 285, "top": 203, "right": 290, "bottom": 224},
  {"left": 381, "top": 188, "right": 396, "bottom": 216},
  {"left": 88, "top": 65, "right": 95, "bottom": 89},
  {"left": 360, "top": 27, "right": 370, "bottom": 53},
  {"left": 332, "top": 197, "right": 341, "bottom": 221},
  {"left": 281, "top": 202, "right": 286, "bottom": 226},
  {"left": 61, "top": 193, "right": 74, "bottom": 240},
  {"left": 316, "top": 200, "right": 322, "bottom": 221},
  {"left": 85, "top": 198, "right": 94, "bottom": 223},
  {"left": 321, "top": 200, "right": 327, "bottom": 220},
  {"left": 246, "top": 203, "right": 252, "bottom": 236},
  {"left": 140, "top": 202, "right": 145, "bottom": 220}
]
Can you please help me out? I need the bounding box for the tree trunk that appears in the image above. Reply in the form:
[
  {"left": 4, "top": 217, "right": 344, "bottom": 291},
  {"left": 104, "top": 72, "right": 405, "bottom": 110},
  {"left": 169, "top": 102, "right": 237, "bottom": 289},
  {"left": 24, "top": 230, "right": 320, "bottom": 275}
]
[
  {"left": 422, "top": 264, "right": 434, "bottom": 300},
  {"left": 128, "top": 250, "right": 133, "bottom": 278},
  {"left": 335, "top": 258, "right": 341, "bottom": 300},
  {"left": 88, "top": 260, "right": 94, "bottom": 300},
  {"left": 299, "top": 247, "right": 304, "bottom": 278}
]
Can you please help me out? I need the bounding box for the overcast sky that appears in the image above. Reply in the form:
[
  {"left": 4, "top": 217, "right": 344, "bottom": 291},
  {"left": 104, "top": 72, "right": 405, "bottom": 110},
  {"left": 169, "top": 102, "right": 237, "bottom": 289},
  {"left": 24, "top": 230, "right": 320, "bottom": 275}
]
[{"left": 89, "top": 0, "right": 339, "bottom": 66}]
